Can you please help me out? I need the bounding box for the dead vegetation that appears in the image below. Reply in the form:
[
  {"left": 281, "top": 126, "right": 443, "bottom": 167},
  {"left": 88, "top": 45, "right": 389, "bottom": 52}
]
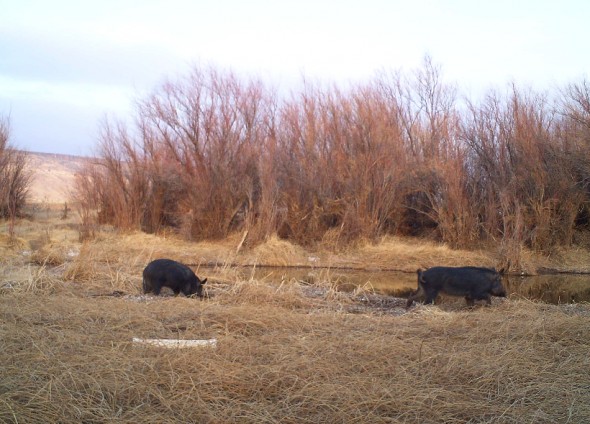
[
  {"left": 0, "top": 115, "right": 33, "bottom": 243},
  {"left": 1, "top": 275, "right": 589, "bottom": 423},
  {"left": 2, "top": 212, "right": 590, "bottom": 423},
  {"left": 71, "top": 61, "right": 590, "bottom": 272}
]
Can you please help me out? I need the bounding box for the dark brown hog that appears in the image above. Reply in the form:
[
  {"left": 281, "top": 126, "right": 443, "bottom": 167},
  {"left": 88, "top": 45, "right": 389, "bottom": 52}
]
[
  {"left": 142, "top": 259, "right": 207, "bottom": 297},
  {"left": 406, "top": 266, "right": 506, "bottom": 308}
]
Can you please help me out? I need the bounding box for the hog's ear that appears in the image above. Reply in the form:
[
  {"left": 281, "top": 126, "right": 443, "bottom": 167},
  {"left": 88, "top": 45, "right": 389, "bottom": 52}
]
[{"left": 201, "top": 278, "right": 207, "bottom": 285}]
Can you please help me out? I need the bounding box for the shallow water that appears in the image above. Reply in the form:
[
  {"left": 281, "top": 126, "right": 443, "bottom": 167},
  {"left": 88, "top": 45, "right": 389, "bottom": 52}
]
[
  {"left": 502, "top": 274, "right": 590, "bottom": 304},
  {"left": 223, "top": 266, "right": 590, "bottom": 304}
]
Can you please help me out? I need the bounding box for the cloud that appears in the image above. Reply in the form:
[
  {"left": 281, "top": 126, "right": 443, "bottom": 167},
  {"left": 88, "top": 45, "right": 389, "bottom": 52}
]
[{"left": 0, "top": 28, "right": 182, "bottom": 88}]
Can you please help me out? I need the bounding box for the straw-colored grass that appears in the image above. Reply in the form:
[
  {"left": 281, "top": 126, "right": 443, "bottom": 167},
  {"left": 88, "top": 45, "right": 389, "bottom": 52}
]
[
  {"left": 2, "top": 213, "right": 590, "bottom": 422},
  {"left": 350, "top": 236, "right": 494, "bottom": 270},
  {"left": 1, "top": 278, "right": 589, "bottom": 423},
  {"left": 244, "top": 235, "right": 311, "bottom": 267}
]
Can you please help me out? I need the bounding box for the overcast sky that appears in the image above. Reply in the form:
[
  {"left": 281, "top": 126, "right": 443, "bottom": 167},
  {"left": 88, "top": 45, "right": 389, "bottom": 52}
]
[{"left": 1, "top": 0, "right": 589, "bottom": 156}]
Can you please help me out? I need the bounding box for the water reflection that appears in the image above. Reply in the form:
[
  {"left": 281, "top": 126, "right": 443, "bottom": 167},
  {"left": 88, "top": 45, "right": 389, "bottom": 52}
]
[
  {"left": 221, "top": 266, "right": 590, "bottom": 304},
  {"left": 503, "top": 274, "right": 590, "bottom": 304},
  {"left": 236, "top": 267, "right": 418, "bottom": 296}
]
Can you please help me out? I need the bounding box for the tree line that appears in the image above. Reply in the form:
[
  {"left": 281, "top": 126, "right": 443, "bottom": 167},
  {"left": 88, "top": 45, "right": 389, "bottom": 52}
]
[{"left": 73, "top": 58, "right": 590, "bottom": 269}]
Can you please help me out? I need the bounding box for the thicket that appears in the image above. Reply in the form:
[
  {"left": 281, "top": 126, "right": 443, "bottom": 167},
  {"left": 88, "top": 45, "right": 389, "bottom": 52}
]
[
  {"left": 0, "top": 115, "right": 31, "bottom": 237},
  {"left": 74, "top": 59, "right": 590, "bottom": 269}
]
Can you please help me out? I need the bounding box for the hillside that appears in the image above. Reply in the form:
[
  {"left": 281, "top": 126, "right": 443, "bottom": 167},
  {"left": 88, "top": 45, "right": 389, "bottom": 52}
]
[{"left": 25, "top": 151, "right": 91, "bottom": 203}]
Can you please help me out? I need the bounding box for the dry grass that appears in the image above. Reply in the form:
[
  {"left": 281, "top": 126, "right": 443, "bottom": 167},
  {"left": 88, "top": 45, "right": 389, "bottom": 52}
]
[
  {"left": 1, "top": 277, "right": 589, "bottom": 423},
  {"left": 244, "top": 235, "right": 311, "bottom": 267},
  {"left": 341, "top": 236, "right": 495, "bottom": 271},
  {"left": 2, "top": 212, "right": 590, "bottom": 422}
]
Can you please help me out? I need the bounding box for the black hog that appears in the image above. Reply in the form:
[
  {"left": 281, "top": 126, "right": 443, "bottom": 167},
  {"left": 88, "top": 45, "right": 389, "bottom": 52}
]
[
  {"left": 406, "top": 266, "right": 506, "bottom": 308},
  {"left": 142, "top": 259, "right": 207, "bottom": 297}
]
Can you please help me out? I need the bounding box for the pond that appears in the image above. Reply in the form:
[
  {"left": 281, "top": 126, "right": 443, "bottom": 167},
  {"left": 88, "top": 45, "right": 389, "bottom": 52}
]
[{"left": 224, "top": 266, "right": 590, "bottom": 304}]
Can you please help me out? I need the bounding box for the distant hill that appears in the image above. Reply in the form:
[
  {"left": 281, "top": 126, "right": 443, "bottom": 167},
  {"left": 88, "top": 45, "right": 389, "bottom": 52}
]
[{"left": 25, "top": 151, "right": 93, "bottom": 204}]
